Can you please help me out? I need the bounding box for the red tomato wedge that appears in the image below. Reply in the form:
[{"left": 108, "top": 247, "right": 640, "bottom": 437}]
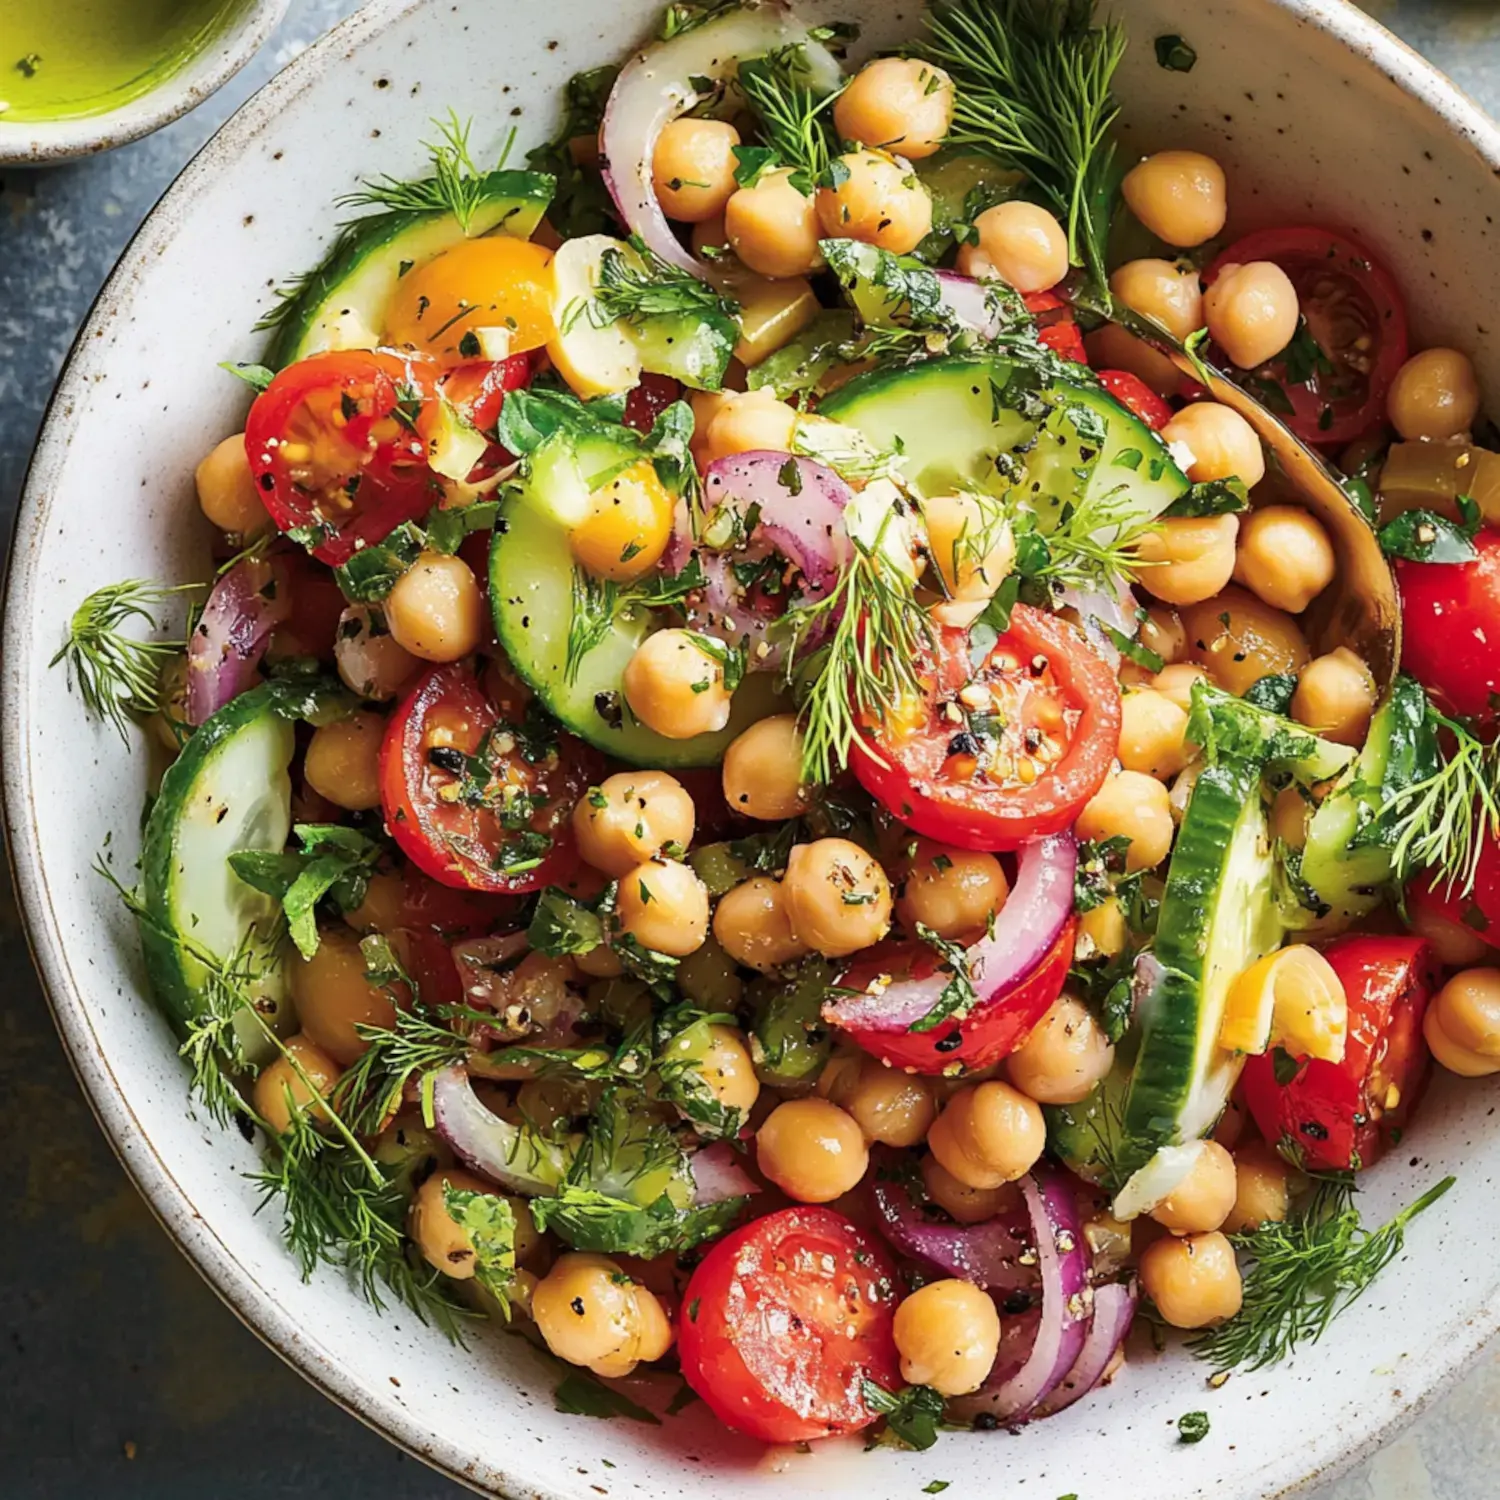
[
  {"left": 854, "top": 607, "right": 1120, "bottom": 851},
  {"left": 1204, "top": 227, "right": 1408, "bottom": 447},
  {"left": 246, "top": 350, "right": 440, "bottom": 565},
  {"left": 1026, "top": 290, "right": 1088, "bottom": 364},
  {"left": 1397, "top": 526, "right": 1500, "bottom": 721},
  {"left": 835, "top": 915, "right": 1076, "bottom": 1074},
  {"left": 419, "top": 354, "right": 533, "bottom": 484},
  {"left": 677, "top": 1207, "right": 903, "bottom": 1443},
  {"left": 380, "top": 662, "right": 600, "bottom": 893},
  {"left": 1097, "top": 369, "right": 1173, "bottom": 430},
  {"left": 1241, "top": 935, "right": 1438, "bottom": 1172}
]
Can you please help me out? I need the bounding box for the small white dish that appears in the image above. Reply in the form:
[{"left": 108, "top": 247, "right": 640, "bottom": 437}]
[
  {"left": 7, "top": 1, "right": 1500, "bottom": 1497},
  {"left": 0, "top": 0, "right": 290, "bottom": 165}
]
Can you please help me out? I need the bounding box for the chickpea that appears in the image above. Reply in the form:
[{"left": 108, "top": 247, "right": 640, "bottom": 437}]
[
  {"left": 834, "top": 58, "right": 954, "bottom": 160},
  {"left": 927, "top": 1080, "right": 1046, "bottom": 1190},
  {"left": 919, "top": 1154, "right": 1017, "bottom": 1224},
  {"left": 1075, "top": 771, "right": 1174, "bottom": 873},
  {"left": 724, "top": 168, "right": 825, "bottom": 279},
  {"left": 1213, "top": 1096, "right": 1249, "bottom": 1151},
  {"left": 1222, "top": 1140, "right": 1291, "bottom": 1235},
  {"left": 896, "top": 841, "right": 1009, "bottom": 940},
  {"left": 1150, "top": 1140, "right": 1237, "bottom": 1235},
  {"left": 1139, "top": 605, "right": 1186, "bottom": 666},
  {"left": 819, "top": 1052, "right": 936, "bottom": 1148},
  {"left": 616, "top": 857, "right": 710, "bottom": 958},
  {"left": 1085, "top": 321, "right": 1183, "bottom": 400},
  {"left": 1152, "top": 662, "right": 1210, "bottom": 715},
  {"left": 922, "top": 492, "right": 1016, "bottom": 626},
  {"left": 1291, "top": 648, "right": 1377, "bottom": 748},
  {"left": 1118, "top": 687, "right": 1191, "bottom": 780},
  {"left": 713, "top": 876, "right": 810, "bottom": 972},
  {"left": 756, "top": 1097, "right": 870, "bottom": 1203},
  {"left": 1162, "top": 403, "right": 1266, "bottom": 488},
  {"left": 334, "top": 605, "right": 418, "bottom": 702},
  {"left": 409, "top": 1169, "right": 533, "bottom": 1280},
  {"left": 652, "top": 117, "right": 741, "bottom": 223},
  {"left": 661, "top": 1021, "right": 761, "bottom": 1120},
  {"left": 956, "top": 200, "right": 1068, "bottom": 295},
  {"left": 532, "top": 1253, "right": 673, "bottom": 1378},
  {"left": 623, "top": 628, "right": 734, "bottom": 740},
  {"left": 815, "top": 150, "right": 933, "bottom": 256},
  {"left": 1271, "top": 785, "right": 1311, "bottom": 850},
  {"left": 1233, "top": 504, "right": 1337, "bottom": 615},
  {"left": 894, "top": 1279, "right": 1001, "bottom": 1396},
  {"left": 1136, "top": 514, "right": 1240, "bottom": 608},
  {"left": 1388, "top": 347, "right": 1481, "bottom": 441},
  {"left": 1204, "top": 261, "right": 1300, "bottom": 370},
  {"left": 1139, "top": 1230, "right": 1243, "bottom": 1329},
  {"left": 303, "top": 711, "right": 386, "bottom": 812},
  {"left": 1424, "top": 1002, "right": 1500, "bottom": 1078},
  {"left": 701, "top": 388, "right": 799, "bottom": 467},
  {"left": 196, "top": 433, "right": 271, "bottom": 536},
  {"left": 688, "top": 386, "right": 737, "bottom": 467},
  {"left": 343, "top": 869, "right": 405, "bottom": 935},
  {"left": 1006, "top": 995, "right": 1115, "bottom": 1106},
  {"left": 1109, "top": 258, "right": 1204, "bottom": 341},
  {"left": 575, "top": 943, "right": 625, "bottom": 979},
  {"left": 385, "top": 552, "right": 485, "bottom": 663},
  {"left": 1182, "top": 585, "right": 1310, "bottom": 698},
  {"left": 252, "top": 1034, "right": 340, "bottom": 1135},
  {"left": 290, "top": 926, "right": 403, "bottom": 1066},
  {"left": 722, "top": 715, "right": 809, "bottom": 821},
  {"left": 1433, "top": 968, "right": 1500, "bottom": 1058},
  {"left": 1077, "top": 896, "right": 1128, "bottom": 959},
  {"left": 571, "top": 460, "right": 675, "bottom": 584},
  {"left": 1407, "top": 900, "right": 1494, "bottom": 968},
  {"left": 1121, "top": 150, "right": 1227, "bottom": 248},
  {"left": 692, "top": 212, "right": 730, "bottom": 261},
  {"left": 782, "top": 838, "right": 894, "bottom": 958},
  {"left": 571, "top": 770, "right": 696, "bottom": 877}
]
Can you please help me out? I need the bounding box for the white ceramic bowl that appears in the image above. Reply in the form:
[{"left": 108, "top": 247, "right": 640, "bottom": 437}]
[
  {"left": 0, "top": 0, "right": 290, "bottom": 165},
  {"left": 7, "top": 2, "right": 1500, "bottom": 1496}
]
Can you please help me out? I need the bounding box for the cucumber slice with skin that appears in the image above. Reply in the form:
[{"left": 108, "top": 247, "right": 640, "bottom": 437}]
[
  {"left": 817, "top": 356, "right": 1188, "bottom": 529},
  {"left": 139, "top": 685, "right": 295, "bottom": 1064},
  {"left": 490, "top": 434, "right": 783, "bottom": 765},
  {"left": 265, "top": 170, "right": 554, "bottom": 368},
  {"left": 1116, "top": 758, "right": 1282, "bottom": 1178}
]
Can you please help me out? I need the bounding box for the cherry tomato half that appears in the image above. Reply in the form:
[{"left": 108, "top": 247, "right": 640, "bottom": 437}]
[
  {"left": 835, "top": 914, "right": 1076, "bottom": 1074},
  {"left": 379, "top": 662, "right": 601, "bottom": 893},
  {"left": 854, "top": 607, "right": 1121, "bottom": 851},
  {"left": 1026, "top": 290, "right": 1088, "bottom": 365},
  {"left": 246, "top": 350, "right": 440, "bottom": 566},
  {"left": 1204, "top": 226, "right": 1408, "bottom": 447},
  {"left": 420, "top": 353, "right": 533, "bottom": 484},
  {"left": 1397, "top": 526, "right": 1500, "bottom": 721},
  {"left": 1097, "top": 369, "right": 1173, "bottom": 430},
  {"left": 1406, "top": 862, "right": 1500, "bottom": 961},
  {"left": 677, "top": 1206, "right": 902, "bottom": 1444},
  {"left": 1240, "top": 934, "right": 1438, "bottom": 1172}
]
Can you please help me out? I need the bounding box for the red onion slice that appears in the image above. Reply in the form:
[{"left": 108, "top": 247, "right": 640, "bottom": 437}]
[
  {"left": 951, "top": 1169, "right": 1093, "bottom": 1426},
  {"left": 185, "top": 555, "right": 292, "bottom": 725},
  {"left": 690, "top": 1141, "right": 761, "bottom": 1206},
  {"left": 933, "top": 271, "right": 1010, "bottom": 340},
  {"left": 1055, "top": 574, "right": 1140, "bottom": 671},
  {"left": 870, "top": 1158, "right": 1035, "bottom": 1293},
  {"left": 825, "top": 833, "right": 1077, "bottom": 1034},
  {"left": 601, "top": 3, "right": 842, "bottom": 283},
  {"left": 429, "top": 1065, "right": 569, "bottom": 1196},
  {"left": 1033, "top": 1280, "right": 1137, "bottom": 1418}
]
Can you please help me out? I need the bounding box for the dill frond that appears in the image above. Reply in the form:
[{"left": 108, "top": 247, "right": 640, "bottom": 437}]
[
  {"left": 589, "top": 239, "right": 740, "bottom": 329},
  {"left": 737, "top": 45, "right": 845, "bottom": 194},
  {"left": 333, "top": 1008, "right": 472, "bottom": 1136}
]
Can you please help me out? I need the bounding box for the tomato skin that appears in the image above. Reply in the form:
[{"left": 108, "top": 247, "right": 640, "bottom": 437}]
[
  {"left": 1025, "top": 291, "right": 1088, "bottom": 364},
  {"left": 400, "top": 864, "right": 528, "bottom": 938},
  {"left": 1406, "top": 836, "right": 1500, "bottom": 951},
  {"left": 380, "top": 662, "right": 600, "bottom": 893},
  {"left": 623, "top": 372, "right": 683, "bottom": 433},
  {"left": 1204, "top": 227, "right": 1408, "bottom": 447},
  {"left": 677, "top": 1207, "right": 902, "bottom": 1444},
  {"left": 1397, "top": 527, "right": 1500, "bottom": 721},
  {"left": 1097, "top": 369, "right": 1173, "bottom": 430},
  {"left": 397, "top": 927, "right": 465, "bottom": 1012},
  {"left": 1240, "top": 935, "right": 1438, "bottom": 1172},
  {"left": 836, "top": 915, "right": 1076, "bottom": 1074},
  {"left": 275, "top": 549, "right": 348, "bottom": 662},
  {"left": 854, "top": 607, "right": 1120, "bottom": 851},
  {"left": 427, "top": 354, "right": 533, "bottom": 482}
]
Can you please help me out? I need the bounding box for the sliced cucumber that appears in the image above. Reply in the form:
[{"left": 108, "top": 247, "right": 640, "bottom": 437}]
[
  {"left": 817, "top": 356, "right": 1188, "bottom": 530},
  {"left": 490, "top": 433, "right": 782, "bottom": 765},
  {"left": 139, "top": 686, "right": 295, "bottom": 1064},
  {"left": 1117, "top": 758, "right": 1282, "bottom": 1175},
  {"left": 913, "top": 149, "right": 1025, "bottom": 261},
  {"left": 1045, "top": 1052, "right": 1133, "bottom": 1188},
  {"left": 266, "top": 170, "right": 554, "bottom": 367}
]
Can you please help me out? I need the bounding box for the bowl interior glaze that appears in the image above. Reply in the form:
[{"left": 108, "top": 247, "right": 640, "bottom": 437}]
[{"left": 7, "top": 2, "right": 1500, "bottom": 1497}]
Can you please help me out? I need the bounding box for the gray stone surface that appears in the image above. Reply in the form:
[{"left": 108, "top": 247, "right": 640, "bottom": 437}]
[{"left": 2, "top": 2, "right": 1499, "bottom": 1495}]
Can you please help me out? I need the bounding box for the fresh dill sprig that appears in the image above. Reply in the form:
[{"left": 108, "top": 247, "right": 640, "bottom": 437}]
[
  {"left": 338, "top": 111, "right": 515, "bottom": 231},
  {"left": 52, "top": 579, "right": 197, "bottom": 740},
  {"left": 565, "top": 559, "right": 705, "bottom": 685},
  {"left": 737, "top": 45, "right": 845, "bottom": 195},
  {"left": 1188, "top": 1173, "right": 1455, "bottom": 1372},
  {"left": 779, "top": 532, "right": 936, "bottom": 785},
  {"left": 1031, "top": 485, "right": 1154, "bottom": 593},
  {"left": 923, "top": 0, "right": 1126, "bottom": 290},
  {"left": 333, "top": 1007, "right": 472, "bottom": 1136},
  {"left": 588, "top": 237, "right": 740, "bottom": 328}
]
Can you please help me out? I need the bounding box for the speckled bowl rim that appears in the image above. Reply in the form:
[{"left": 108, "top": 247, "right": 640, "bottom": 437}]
[
  {"left": 6, "top": 1, "right": 1500, "bottom": 1495},
  {"left": 0, "top": 0, "right": 291, "bottom": 165}
]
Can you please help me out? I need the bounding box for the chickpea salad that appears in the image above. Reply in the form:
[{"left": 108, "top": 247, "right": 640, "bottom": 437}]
[{"left": 59, "top": 0, "right": 1500, "bottom": 1461}]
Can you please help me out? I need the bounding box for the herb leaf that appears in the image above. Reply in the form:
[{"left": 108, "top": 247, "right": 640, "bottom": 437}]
[
  {"left": 1377, "top": 502, "right": 1481, "bottom": 564},
  {"left": 860, "top": 1381, "right": 946, "bottom": 1451}
]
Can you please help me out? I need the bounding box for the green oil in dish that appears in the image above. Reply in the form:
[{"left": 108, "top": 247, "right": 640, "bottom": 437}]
[{"left": 0, "top": 0, "right": 250, "bottom": 123}]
